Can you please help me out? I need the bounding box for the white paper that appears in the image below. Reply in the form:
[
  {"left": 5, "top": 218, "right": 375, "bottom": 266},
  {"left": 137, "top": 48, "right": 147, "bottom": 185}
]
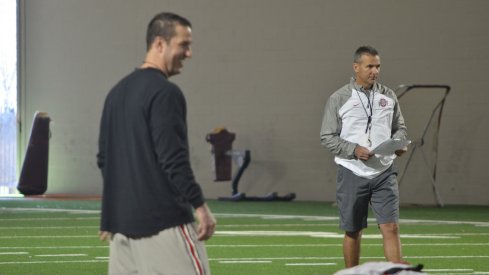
[{"left": 371, "top": 139, "right": 411, "bottom": 155}]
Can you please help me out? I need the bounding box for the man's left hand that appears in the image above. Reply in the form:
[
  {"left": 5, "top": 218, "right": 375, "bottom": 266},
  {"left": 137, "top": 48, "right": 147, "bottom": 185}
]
[{"left": 395, "top": 147, "right": 408, "bottom": 157}]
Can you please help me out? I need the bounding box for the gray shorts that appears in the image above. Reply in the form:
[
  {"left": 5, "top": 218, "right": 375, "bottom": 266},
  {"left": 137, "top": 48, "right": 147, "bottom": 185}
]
[
  {"left": 336, "top": 165, "right": 399, "bottom": 232},
  {"left": 109, "top": 223, "right": 210, "bottom": 275}
]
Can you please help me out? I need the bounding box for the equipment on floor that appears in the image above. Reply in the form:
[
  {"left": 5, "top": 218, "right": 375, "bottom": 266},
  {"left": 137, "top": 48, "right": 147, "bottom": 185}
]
[{"left": 206, "top": 128, "right": 295, "bottom": 202}]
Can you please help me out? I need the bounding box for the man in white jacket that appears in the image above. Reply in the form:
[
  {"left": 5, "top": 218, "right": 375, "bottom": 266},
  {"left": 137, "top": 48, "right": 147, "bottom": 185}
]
[{"left": 320, "top": 46, "right": 408, "bottom": 267}]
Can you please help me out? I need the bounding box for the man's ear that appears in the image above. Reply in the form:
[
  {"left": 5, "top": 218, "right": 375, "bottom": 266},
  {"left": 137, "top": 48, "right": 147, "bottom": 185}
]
[
  {"left": 153, "top": 36, "right": 167, "bottom": 53},
  {"left": 353, "top": 63, "right": 359, "bottom": 73}
]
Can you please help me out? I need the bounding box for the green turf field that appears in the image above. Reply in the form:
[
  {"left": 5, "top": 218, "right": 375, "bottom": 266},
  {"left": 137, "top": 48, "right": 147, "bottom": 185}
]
[{"left": 0, "top": 199, "right": 488, "bottom": 274}]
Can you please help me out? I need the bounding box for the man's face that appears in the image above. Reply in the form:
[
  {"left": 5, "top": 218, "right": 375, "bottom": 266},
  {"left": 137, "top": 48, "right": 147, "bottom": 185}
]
[
  {"left": 353, "top": 54, "right": 380, "bottom": 89},
  {"left": 161, "top": 24, "right": 192, "bottom": 77}
]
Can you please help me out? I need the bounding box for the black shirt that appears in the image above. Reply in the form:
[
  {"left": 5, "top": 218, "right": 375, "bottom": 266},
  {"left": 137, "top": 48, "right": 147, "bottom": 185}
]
[{"left": 97, "top": 68, "right": 204, "bottom": 236}]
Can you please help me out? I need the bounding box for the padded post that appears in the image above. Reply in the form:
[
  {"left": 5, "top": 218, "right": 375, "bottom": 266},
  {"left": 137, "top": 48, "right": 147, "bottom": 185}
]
[
  {"left": 17, "top": 111, "right": 51, "bottom": 195},
  {"left": 206, "top": 128, "right": 235, "bottom": 181}
]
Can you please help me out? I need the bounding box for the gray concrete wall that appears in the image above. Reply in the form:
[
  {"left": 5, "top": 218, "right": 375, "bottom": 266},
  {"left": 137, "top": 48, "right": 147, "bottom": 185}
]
[{"left": 20, "top": 0, "right": 489, "bottom": 204}]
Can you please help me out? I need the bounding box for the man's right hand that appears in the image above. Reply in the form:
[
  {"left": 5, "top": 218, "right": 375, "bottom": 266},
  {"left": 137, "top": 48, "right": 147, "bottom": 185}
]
[
  {"left": 354, "top": 145, "right": 372, "bottom": 161},
  {"left": 99, "top": 231, "right": 112, "bottom": 242},
  {"left": 195, "top": 203, "right": 216, "bottom": 241}
]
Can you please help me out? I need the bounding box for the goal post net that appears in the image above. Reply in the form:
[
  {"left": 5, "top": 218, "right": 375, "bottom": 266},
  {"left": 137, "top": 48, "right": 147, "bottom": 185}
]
[{"left": 394, "top": 84, "right": 450, "bottom": 206}]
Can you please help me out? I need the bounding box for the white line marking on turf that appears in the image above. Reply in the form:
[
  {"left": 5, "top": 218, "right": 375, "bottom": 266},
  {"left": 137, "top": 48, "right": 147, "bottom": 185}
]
[
  {"left": 35, "top": 254, "right": 87, "bottom": 257},
  {"left": 218, "top": 223, "right": 338, "bottom": 227},
  {"left": 219, "top": 260, "right": 272, "bottom": 264},
  {"left": 213, "top": 213, "right": 489, "bottom": 227},
  {"left": 1, "top": 246, "right": 107, "bottom": 249},
  {"left": 407, "top": 255, "right": 489, "bottom": 259},
  {"left": 0, "top": 208, "right": 99, "bottom": 214},
  {"left": 0, "top": 255, "right": 487, "bottom": 265},
  {"left": 2, "top": 209, "right": 488, "bottom": 227},
  {"left": 211, "top": 256, "right": 365, "bottom": 261},
  {"left": 206, "top": 242, "right": 489, "bottom": 248},
  {"left": 3, "top": 231, "right": 479, "bottom": 240},
  {"left": 0, "top": 226, "right": 97, "bottom": 230},
  {"left": 0, "top": 217, "right": 98, "bottom": 221},
  {"left": 285, "top": 263, "right": 337, "bottom": 266},
  {"left": 0, "top": 252, "right": 28, "bottom": 255},
  {"left": 423, "top": 268, "right": 474, "bottom": 272},
  {"left": 0, "top": 260, "right": 107, "bottom": 265},
  {"left": 1, "top": 242, "right": 485, "bottom": 250},
  {"left": 215, "top": 230, "right": 459, "bottom": 239},
  {"left": 210, "top": 255, "right": 489, "bottom": 261},
  {"left": 207, "top": 244, "right": 344, "bottom": 248},
  {"left": 0, "top": 235, "right": 95, "bottom": 239}
]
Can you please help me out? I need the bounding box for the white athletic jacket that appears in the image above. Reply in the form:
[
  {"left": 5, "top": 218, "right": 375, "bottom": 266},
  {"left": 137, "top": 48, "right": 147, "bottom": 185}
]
[{"left": 320, "top": 78, "right": 407, "bottom": 179}]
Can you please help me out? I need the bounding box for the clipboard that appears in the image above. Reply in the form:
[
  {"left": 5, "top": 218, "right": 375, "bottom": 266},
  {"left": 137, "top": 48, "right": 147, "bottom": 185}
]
[{"left": 371, "top": 139, "right": 411, "bottom": 155}]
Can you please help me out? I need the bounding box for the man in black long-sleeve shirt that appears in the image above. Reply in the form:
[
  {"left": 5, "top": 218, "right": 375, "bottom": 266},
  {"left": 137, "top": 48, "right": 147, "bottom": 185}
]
[{"left": 97, "top": 12, "right": 215, "bottom": 274}]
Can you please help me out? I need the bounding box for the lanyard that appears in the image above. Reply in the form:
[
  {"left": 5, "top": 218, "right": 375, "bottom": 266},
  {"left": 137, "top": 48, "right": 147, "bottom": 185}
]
[{"left": 355, "top": 87, "right": 375, "bottom": 147}]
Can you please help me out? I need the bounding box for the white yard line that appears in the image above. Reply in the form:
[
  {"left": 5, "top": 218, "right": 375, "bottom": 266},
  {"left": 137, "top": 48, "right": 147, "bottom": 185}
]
[
  {"left": 0, "top": 217, "right": 98, "bottom": 221},
  {"left": 210, "top": 255, "right": 489, "bottom": 261},
  {"left": 0, "top": 260, "right": 107, "bottom": 265},
  {"left": 0, "top": 235, "right": 95, "bottom": 239},
  {"left": 217, "top": 223, "right": 338, "bottom": 227},
  {"left": 421, "top": 269, "right": 489, "bottom": 275},
  {"left": 285, "top": 263, "right": 337, "bottom": 266},
  {"left": 0, "top": 246, "right": 107, "bottom": 249},
  {"left": 219, "top": 260, "right": 272, "bottom": 264},
  {"left": 206, "top": 243, "right": 489, "bottom": 248},
  {"left": 0, "top": 242, "right": 487, "bottom": 250},
  {"left": 215, "top": 230, "right": 460, "bottom": 239},
  {"left": 0, "top": 226, "right": 97, "bottom": 230},
  {"left": 35, "top": 254, "right": 87, "bottom": 257},
  {"left": 1, "top": 208, "right": 488, "bottom": 227},
  {"left": 214, "top": 213, "right": 489, "bottom": 227},
  {"left": 207, "top": 244, "right": 344, "bottom": 248},
  {"left": 0, "top": 255, "right": 488, "bottom": 266},
  {"left": 0, "top": 252, "right": 28, "bottom": 255},
  {"left": 0, "top": 231, "right": 486, "bottom": 240},
  {"left": 0, "top": 208, "right": 99, "bottom": 214}
]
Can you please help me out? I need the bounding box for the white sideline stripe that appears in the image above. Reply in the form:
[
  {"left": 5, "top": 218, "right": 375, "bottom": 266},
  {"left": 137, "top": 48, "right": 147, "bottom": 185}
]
[
  {"left": 0, "top": 235, "right": 95, "bottom": 239},
  {"left": 285, "top": 263, "right": 336, "bottom": 266},
  {"left": 219, "top": 260, "right": 272, "bottom": 264},
  {"left": 0, "top": 252, "right": 28, "bottom": 255},
  {"left": 35, "top": 254, "right": 87, "bottom": 257},
  {"left": 1, "top": 242, "right": 486, "bottom": 250},
  {"left": 407, "top": 255, "right": 489, "bottom": 259},
  {"left": 0, "top": 217, "right": 98, "bottom": 221},
  {"left": 285, "top": 263, "right": 337, "bottom": 266},
  {"left": 424, "top": 269, "right": 473, "bottom": 272},
  {"left": 218, "top": 223, "right": 338, "bottom": 227},
  {"left": 0, "top": 226, "right": 98, "bottom": 230},
  {"left": 215, "top": 230, "right": 459, "bottom": 239},
  {"left": 2, "top": 208, "right": 488, "bottom": 227},
  {"left": 3, "top": 231, "right": 487, "bottom": 240},
  {"left": 210, "top": 255, "right": 489, "bottom": 261},
  {"left": 206, "top": 243, "right": 489, "bottom": 248},
  {"left": 207, "top": 244, "right": 344, "bottom": 248},
  {"left": 0, "top": 224, "right": 336, "bottom": 230},
  {"left": 0, "top": 208, "right": 99, "bottom": 214},
  {"left": 214, "top": 213, "right": 489, "bottom": 227},
  {"left": 0, "top": 260, "right": 107, "bottom": 265},
  {"left": 1, "top": 246, "right": 107, "bottom": 249},
  {"left": 0, "top": 255, "right": 487, "bottom": 265}
]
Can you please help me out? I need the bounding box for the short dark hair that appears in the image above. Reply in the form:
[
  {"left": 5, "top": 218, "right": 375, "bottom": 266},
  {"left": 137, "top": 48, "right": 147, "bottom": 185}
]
[
  {"left": 146, "top": 12, "right": 192, "bottom": 51},
  {"left": 354, "top": 46, "right": 379, "bottom": 63}
]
